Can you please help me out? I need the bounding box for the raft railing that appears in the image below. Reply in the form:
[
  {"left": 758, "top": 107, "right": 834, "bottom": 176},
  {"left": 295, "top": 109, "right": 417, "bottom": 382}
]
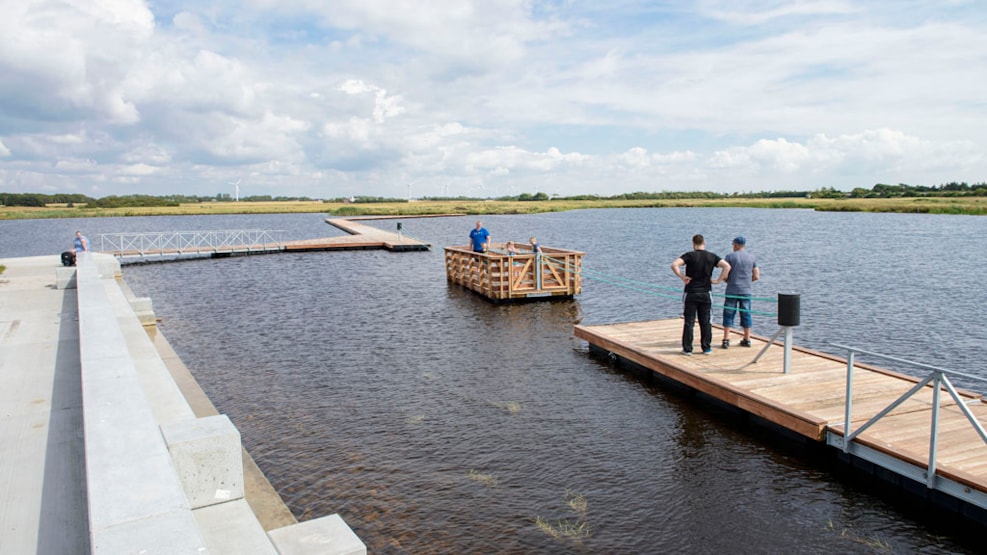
[
  {"left": 444, "top": 244, "right": 583, "bottom": 301},
  {"left": 829, "top": 343, "right": 987, "bottom": 507}
]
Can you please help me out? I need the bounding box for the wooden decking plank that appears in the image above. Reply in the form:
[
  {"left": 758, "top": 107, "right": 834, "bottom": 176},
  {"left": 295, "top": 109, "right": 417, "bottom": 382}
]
[
  {"left": 574, "top": 324, "right": 827, "bottom": 440},
  {"left": 575, "top": 318, "right": 987, "bottom": 500}
]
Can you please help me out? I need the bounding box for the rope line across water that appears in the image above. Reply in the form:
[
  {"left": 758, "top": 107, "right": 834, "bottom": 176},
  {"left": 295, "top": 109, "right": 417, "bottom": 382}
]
[{"left": 541, "top": 255, "right": 778, "bottom": 317}]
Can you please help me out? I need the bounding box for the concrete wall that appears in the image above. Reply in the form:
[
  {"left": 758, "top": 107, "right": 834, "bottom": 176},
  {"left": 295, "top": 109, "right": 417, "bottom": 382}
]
[{"left": 73, "top": 253, "right": 365, "bottom": 554}]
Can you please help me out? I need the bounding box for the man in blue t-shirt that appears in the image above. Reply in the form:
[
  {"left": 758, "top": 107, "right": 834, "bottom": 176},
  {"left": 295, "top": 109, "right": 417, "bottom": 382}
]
[
  {"left": 469, "top": 221, "right": 490, "bottom": 253},
  {"left": 671, "top": 234, "right": 731, "bottom": 355},
  {"left": 721, "top": 236, "right": 759, "bottom": 349},
  {"left": 73, "top": 231, "right": 89, "bottom": 253}
]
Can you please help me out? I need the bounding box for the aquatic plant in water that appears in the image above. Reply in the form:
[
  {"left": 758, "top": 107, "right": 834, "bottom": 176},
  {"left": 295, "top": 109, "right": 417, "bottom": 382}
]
[
  {"left": 535, "top": 490, "right": 590, "bottom": 543},
  {"left": 467, "top": 469, "right": 499, "bottom": 487}
]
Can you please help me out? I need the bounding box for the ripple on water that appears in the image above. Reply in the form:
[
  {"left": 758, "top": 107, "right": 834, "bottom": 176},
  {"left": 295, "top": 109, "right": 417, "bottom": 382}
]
[{"left": 104, "top": 209, "right": 987, "bottom": 554}]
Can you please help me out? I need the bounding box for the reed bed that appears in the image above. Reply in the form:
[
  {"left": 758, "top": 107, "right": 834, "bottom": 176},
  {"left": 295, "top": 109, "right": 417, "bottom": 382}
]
[{"left": 2, "top": 196, "right": 984, "bottom": 220}]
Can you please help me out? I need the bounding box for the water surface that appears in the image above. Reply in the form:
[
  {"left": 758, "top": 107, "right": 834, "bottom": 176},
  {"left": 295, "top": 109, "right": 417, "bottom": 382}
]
[{"left": 3, "top": 209, "right": 984, "bottom": 553}]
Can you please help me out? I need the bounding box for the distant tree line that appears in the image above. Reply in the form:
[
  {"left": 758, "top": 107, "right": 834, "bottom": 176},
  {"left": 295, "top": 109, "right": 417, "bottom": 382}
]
[
  {"left": 2, "top": 182, "right": 985, "bottom": 208},
  {"left": 327, "top": 196, "right": 408, "bottom": 203},
  {"left": 0, "top": 193, "right": 93, "bottom": 206},
  {"left": 0, "top": 192, "right": 318, "bottom": 207},
  {"left": 848, "top": 182, "right": 987, "bottom": 198}
]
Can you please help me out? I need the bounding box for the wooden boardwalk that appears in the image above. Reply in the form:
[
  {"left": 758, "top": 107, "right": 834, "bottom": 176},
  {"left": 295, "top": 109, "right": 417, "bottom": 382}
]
[
  {"left": 575, "top": 318, "right": 987, "bottom": 510},
  {"left": 99, "top": 216, "right": 442, "bottom": 259},
  {"left": 285, "top": 216, "right": 435, "bottom": 252}
]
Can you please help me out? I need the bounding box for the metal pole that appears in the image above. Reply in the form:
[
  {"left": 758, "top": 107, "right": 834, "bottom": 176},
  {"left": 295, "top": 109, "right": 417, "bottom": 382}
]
[
  {"left": 783, "top": 326, "right": 793, "bottom": 374},
  {"left": 927, "top": 372, "right": 942, "bottom": 488},
  {"left": 752, "top": 327, "right": 785, "bottom": 363},
  {"left": 843, "top": 350, "right": 855, "bottom": 453},
  {"left": 535, "top": 253, "right": 543, "bottom": 290}
]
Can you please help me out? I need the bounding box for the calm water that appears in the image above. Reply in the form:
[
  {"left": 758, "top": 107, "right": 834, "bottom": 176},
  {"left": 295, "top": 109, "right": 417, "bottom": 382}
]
[{"left": 3, "top": 209, "right": 985, "bottom": 553}]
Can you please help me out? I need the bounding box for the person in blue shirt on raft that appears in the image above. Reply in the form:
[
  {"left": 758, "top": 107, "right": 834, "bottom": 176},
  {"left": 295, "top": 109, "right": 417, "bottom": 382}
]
[
  {"left": 721, "top": 236, "right": 759, "bottom": 349},
  {"left": 469, "top": 221, "right": 490, "bottom": 253}
]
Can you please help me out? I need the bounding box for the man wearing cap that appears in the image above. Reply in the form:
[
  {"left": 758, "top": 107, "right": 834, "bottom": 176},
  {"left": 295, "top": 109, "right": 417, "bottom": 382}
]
[
  {"left": 721, "top": 236, "right": 759, "bottom": 348},
  {"left": 671, "top": 234, "right": 731, "bottom": 355}
]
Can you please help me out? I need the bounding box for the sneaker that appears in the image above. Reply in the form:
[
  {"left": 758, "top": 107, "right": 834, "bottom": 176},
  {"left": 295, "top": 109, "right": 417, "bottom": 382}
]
[
  {"left": 721, "top": 339, "right": 730, "bottom": 349},
  {"left": 740, "top": 339, "right": 751, "bottom": 347},
  {"left": 681, "top": 350, "right": 692, "bottom": 356},
  {"left": 702, "top": 349, "right": 712, "bottom": 355}
]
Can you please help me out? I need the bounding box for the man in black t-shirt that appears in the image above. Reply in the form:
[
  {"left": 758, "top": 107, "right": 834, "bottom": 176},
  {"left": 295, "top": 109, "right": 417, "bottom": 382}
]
[{"left": 670, "top": 234, "right": 731, "bottom": 355}]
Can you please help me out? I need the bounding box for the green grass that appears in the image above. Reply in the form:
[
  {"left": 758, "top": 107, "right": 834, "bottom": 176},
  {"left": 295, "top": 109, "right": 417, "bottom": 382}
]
[
  {"left": 488, "top": 400, "right": 522, "bottom": 414},
  {"left": 534, "top": 489, "right": 591, "bottom": 544},
  {"left": 564, "top": 489, "right": 587, "bottom": 515},
  {"left": 535, "top": 516, "right": 590, "bottom": 542},
  {"left": 466, "top": 469, "right": 499, "bottom": 487},
  {"left": 3, "top": 196, "right": 985, "bottom": 220},
  {"left": 825, "top": 519, "right": 892, "bottom": 552}
]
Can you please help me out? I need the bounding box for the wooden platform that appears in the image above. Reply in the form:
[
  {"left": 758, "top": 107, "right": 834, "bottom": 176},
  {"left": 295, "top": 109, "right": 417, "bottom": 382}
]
[
  {"left": 444, "top": 243, "right": 583, "bottom": 301},
  {"left": 575, "top": 318, "right": 987, "bottom": 507},
  {"left": 283, "top": 217, "right": 433, "bottom": 252}
]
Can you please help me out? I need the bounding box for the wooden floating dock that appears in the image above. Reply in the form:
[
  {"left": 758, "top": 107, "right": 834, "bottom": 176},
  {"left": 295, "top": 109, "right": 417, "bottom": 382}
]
[
  {"left": 575, "top": 318, "right": 987, "bottom": 513},
  {"left": 100, "top": 216, "right": 438, "bottom": 259},
  {"left": 285, "top": 216, "right": 433, "bottom": 252},
  {"left": 444, "top": 243, "right": 583, "bottom": 301}
]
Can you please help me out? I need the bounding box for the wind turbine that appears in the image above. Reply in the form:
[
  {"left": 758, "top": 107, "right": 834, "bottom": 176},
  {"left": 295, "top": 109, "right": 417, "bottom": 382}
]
[{"left": 229, "top": 179, "right": 241, "bottom": 202}]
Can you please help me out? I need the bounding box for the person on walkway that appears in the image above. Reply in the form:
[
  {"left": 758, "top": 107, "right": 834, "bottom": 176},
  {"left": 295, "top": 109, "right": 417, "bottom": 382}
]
[
  {"left": 671, "top": 234, "right": 730, "bottom": 355},
  {"left": 469, "top": 221, "right": 490, "bottom": 253},
  {"left": 73, "top": 231, "right": 89, "bottom": 253},
  {"left": 529, "top": 236, "right": 542, "bottom": 254},
  {"left": 721, "top": 236, "right": 759, "bottom": 349}
]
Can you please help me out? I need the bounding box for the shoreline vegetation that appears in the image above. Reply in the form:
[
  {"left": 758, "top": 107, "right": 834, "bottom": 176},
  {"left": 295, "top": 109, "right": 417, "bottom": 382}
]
[
  {"left": 1, "top": 196, "right": 985, "bottom": 220},
  {"left": 2, "top": 183, "right": 986, "bottom": 219}
]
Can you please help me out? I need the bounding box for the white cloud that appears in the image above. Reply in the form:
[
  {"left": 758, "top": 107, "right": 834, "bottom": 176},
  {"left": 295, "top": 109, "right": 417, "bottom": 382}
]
[
  {"left": 0, "top": 0, "right": 153, "bottom": 124},
  {"left": 700, "top": 0, "right": 858, "bottom": 25},
  {"left": 120, "top": 163, "right": 160, "bottom": 176},
  {"left": 0, "top": 0, "right": 984, "bottom": 197},
  {"left": 704, "top": 129, "right": 984, "bottom": 186},
  {"left": 172, "top": 11, "right": 208, "bottom": 35}
]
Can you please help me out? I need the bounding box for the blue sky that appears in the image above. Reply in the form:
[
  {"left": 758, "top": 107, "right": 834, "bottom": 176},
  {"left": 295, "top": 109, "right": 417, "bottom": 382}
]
[{"left": 0, "top": 0, "right": 984, "bottom": 199}]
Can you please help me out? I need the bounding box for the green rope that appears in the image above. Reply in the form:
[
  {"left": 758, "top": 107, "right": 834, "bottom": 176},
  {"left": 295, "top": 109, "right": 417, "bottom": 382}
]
[{"left": 541, "top": 255, "right": 777, "bottom": 317}]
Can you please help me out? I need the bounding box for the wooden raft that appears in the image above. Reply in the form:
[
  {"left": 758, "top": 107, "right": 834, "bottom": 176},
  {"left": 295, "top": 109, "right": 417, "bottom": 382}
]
[
  {"left": 575, "top": 318, "right": 987, "bottom": 498},
  {"left": 444, "top": 243, "right": 583, "bottom": 301}
]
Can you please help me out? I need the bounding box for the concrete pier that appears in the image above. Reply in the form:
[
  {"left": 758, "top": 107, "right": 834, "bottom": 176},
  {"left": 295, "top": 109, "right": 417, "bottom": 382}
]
[{"left": 0, "top": 254, "right": 365, "bottom": 554}]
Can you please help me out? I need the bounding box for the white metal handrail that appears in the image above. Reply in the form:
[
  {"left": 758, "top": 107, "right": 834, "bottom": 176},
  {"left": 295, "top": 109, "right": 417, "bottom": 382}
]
[
  {"left": 99, "top": 230, "right": 285, "bottom": 257},
  {"left": 831, "top": 342, "right": 987, "bottom": 488}
]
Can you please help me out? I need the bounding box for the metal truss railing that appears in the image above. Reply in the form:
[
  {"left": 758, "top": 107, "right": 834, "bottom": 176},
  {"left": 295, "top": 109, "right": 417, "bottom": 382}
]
[
  {"left": 99, "top": 230, "right": 285, "bottom": 257},
  {"left": 830, "top": 343, "right": 987, "bottom": 492}
]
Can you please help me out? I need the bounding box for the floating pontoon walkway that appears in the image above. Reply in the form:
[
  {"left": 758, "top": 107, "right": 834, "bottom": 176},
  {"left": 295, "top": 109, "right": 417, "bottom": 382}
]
[
  {"left": 296, "top": 215, "right": 439, "bottom": 252},
  {"left": 575, "top": 318, "right": 987, "bottom": 513},
  {"left": 98, "top": 216, "right": 443, "bottom": 259}
]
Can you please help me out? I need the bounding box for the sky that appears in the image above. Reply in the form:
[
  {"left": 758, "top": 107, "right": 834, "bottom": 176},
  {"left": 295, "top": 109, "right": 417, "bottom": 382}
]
[{"left": 0, "top": 0, "right": 985, "bottom": 200}]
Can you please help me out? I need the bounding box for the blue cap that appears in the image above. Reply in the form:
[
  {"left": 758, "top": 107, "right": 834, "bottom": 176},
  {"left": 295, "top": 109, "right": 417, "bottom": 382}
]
[{"left": 733, "top": 236, "right": 746, "bottom": 245}]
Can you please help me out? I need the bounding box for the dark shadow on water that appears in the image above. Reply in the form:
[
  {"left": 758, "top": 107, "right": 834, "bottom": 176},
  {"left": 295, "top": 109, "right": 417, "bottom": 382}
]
[{"left": 583, "top": 345, "right": 987, "bottom": 554}]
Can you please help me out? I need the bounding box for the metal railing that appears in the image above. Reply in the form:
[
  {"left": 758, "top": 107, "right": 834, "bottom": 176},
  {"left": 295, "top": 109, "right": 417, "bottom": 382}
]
[
  {"left": 99, "top": 230, "right": 285, "bottom": 257},
  {"left": 831, "top": 343, "right": 987, "bottom": 489}
]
